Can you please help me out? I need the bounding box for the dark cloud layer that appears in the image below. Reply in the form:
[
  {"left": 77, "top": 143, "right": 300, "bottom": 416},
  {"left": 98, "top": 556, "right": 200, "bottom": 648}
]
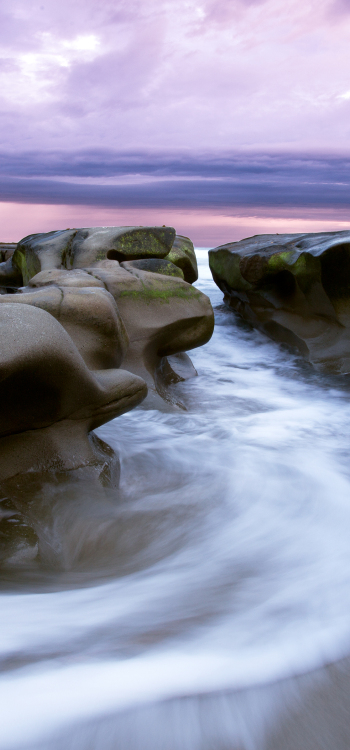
[{"left": 0, "top": 150, "right": 350, "bottom": 210}]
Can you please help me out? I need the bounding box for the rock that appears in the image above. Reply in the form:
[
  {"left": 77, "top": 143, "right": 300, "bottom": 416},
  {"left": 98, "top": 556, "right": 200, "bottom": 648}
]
[
  {"left": 0, "top": 225, "right": 214, "bottom": 488},
  {"left": 86, "top": 260, "right": 214, "bottom": 407},
  {"left": 0, "top": 243, "right": 16, "bottom": 262},
  {"left": 121, "top": 258, "right": 184, "bottom": 279},
  {"left": 0, "top": 257, "right": 22, "bottom": 290},
  {"left": 0, "top": 304, "right": 147, "bottom": 482},
  {"left": 0, "top": 226, "right": 213, "bottom": 408},
  {"left": 13, "top": 226, "right": 176, "bottom": 284},
  {"left": 209, "top": 231, "right": 350, "bottom": 373},
  {"left": 157, "top": 352, "right": 198, "bottom": 385},
  {"left": 164, "top": 234, "right": 198, "bottom": 284},
  {"left": 0, "top": 282, "right": 128, "bottom": 370},
  {"left": 28, "top": 268, "right": 105, "bottom": 288},
  {"left": 0, "top": 225, "right": 213, "bottom": 432}
]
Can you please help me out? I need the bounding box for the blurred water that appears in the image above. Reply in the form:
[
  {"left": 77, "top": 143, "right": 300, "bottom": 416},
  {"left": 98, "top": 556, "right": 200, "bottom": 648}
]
[{"left": 2, "top": 250, "right": 350, "bottom": 748}]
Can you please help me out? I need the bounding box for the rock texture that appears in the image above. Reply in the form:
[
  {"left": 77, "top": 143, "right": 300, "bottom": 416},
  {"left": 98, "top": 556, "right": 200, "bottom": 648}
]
[
  {"left": 209, "top": 231, "right": 350, "bottom": 373},
  {"left": 0, "top": 226, "right": 213, "bottom": 482},
  {"left": 0, "top": 226, "right": 212, "bottom": 409},
  {"left": 0, "top": 304, "right": 146, "bottom": 482}
]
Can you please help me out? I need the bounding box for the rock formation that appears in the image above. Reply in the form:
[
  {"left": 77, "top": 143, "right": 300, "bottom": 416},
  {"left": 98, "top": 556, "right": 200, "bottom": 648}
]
[
  {"left": 0, "top": 226, "right": 213, "bottom": 485},
  {"left": 0, "top": 304, "right": 147, "bottom": 483},
  {"left": 209, "top": 231, "right": 350, "bottom": 374}
]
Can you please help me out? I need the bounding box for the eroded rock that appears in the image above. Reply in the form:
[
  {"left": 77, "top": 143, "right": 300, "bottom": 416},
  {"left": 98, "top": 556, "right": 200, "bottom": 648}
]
[
  {"left": 85, "top": 259, "right": 213, "bottom": 406},
  {"left": 163, "top": 234, "right": 198, "bottom": 283},
  {"left": 0, "top": 225, "right": 213, "bottom": 489},
  {"left": 12, "top": 226, "right": 176, "bottom": 284},
  {"left": 0, "top": 304, "right": 147, "bottom": 482},
  {"left": 0, "top": 227, "right": 213, "bottom": 408},
  {"left": 209, "top": 231, "right": 350, "bottom": 373}
]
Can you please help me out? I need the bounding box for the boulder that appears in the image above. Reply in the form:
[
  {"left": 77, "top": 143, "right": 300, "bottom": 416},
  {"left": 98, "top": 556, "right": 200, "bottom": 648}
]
[
  {"left": 12, "top": 226, "right": 176, "bottom": 284},
  {"left": 0, "top": 304, "right": 147, "bottom": 482},
  {"left": 0, "top": 225, "right": 214, "bottom": 490},
  {"left": 209, "top": 231, "right": 350, "bottom": 373},
  {"left": 0, "top": 228, "right": 213, "bottom": 408}
]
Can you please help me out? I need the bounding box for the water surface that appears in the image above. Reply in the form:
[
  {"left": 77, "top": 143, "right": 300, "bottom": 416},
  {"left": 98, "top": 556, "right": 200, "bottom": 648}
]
[{"left": 1, "top": 250, "right": 350, "bottom": 749}]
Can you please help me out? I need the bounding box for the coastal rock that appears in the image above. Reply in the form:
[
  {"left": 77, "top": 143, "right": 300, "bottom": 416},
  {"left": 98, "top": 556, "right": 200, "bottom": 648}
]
[
  {"left": 163, "top": 234, "right": 198, "bottom": 283},
  {"left": 209, "top": 231, "right": 350, "bottom": 373},
  {"left": 121, "top": 258, "right": 184, "bottom": 279},
  {"left": 0, "top": 225, "right": 213, "bottom": 483},
  {"left": 0, "top": 244, "right": 22, "bottom": 290},
  {"left": 0, "top": 304, "right": 147, "bottom": 482},
  {"left": 0, "top": 279, "right": 129, "bottom": 370},
  {"left": 12, "top": 226, "right": 176, "bottom": 284},
  {"left": 85, "top": 259, "right": 213, "bottom": 406},
  {"left": 0, "top": 227, "right": 213, "bottom": 408},
  {"left": 0, "top": 243, "right": 16, "bottom": 262}
]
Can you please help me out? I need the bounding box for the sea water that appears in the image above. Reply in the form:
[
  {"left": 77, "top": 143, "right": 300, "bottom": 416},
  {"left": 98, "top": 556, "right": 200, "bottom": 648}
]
[{"left": 1, "top": 250, "right": 350, "bottom": 748}]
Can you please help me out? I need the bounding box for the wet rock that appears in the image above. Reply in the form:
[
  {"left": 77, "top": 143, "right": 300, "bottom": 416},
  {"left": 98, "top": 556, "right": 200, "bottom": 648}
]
[
  {"left": 13, "top": 226, "right": 176, "bottom": 284},
  {"left": 0, "top": 304, "right": 147, "bottom": 482},
  {"left": 0, "top": 243, "right": 16, "bottom": 262},
  {"left": 122, "top": 258, "right": 184, "bottom": 279},
  {"left": 164, "top": 234, "right": 198, "bottom": 284},
  {"left": 209, "top": 231, "right": 350, "bottom": 373},
  {"left": 86, "top": 259, "right": 213, "bottom": 407},
  {"left": 0, "top": 225, "right": 213, "bottom": 485},
  {"left": 0, "top": 281, "right": 129, "bottom": 370},
  {"left": 0, "top": 227, "right": 213, "bottom": 408}
]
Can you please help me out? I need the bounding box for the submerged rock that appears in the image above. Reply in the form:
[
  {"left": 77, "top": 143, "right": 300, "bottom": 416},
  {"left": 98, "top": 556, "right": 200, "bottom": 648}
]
[{"left": 209, "top": 231, "right": 350, "bottom": 373}]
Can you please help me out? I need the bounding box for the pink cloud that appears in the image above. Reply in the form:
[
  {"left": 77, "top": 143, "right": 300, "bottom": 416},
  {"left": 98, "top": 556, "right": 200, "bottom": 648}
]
[{"left": 2, "top": 202, "right": 350, "bottom": 247}]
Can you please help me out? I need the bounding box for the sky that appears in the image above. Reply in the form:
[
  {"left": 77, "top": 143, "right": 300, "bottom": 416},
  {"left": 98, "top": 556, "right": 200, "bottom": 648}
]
[{"left": 1, "top": 0, "right": 350, "bottom": 245}]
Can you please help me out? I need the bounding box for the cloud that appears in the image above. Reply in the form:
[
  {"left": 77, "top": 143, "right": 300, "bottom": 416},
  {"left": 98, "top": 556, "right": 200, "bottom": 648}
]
[
  {"left": 0, "top": 0, "right": 350, "bottom": 163},
  {"left": 0, "top": 149, "right": 349, "bottom": 210}
]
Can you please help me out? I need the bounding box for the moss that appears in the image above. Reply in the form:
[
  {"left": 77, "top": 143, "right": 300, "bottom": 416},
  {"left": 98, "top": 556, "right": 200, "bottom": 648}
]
[
  {"left": 267, "top": 250, "right": 296, "bottom": 271},
  {"left": 209, "top": 251, "right": 252, "bottom": 291},
  {"left": 165, "top": 235, "right": 198, "bottom": 284},
  {"left": 13, "top": 246, "right": 40, "bottom": 286},
  {"left": 113, "top": 227, "right": 175, "bottom": 258},
  {"left": 96, "top": 249, "right": 107, "bottom": 261},
  {"left": 127, "top": 258, "right": 184, "bottom": 278},
  {"left": 62, "top": 232, "right": 77, "bottom": 269},
  {"left": 119, "top": 281, "right": 202, "bottom": 305}
]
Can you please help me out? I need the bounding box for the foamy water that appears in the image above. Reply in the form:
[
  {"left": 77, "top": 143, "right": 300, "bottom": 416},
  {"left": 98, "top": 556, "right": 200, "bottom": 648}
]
[{"left": 1, "top": 250, "right": 350, "bottom": 749}]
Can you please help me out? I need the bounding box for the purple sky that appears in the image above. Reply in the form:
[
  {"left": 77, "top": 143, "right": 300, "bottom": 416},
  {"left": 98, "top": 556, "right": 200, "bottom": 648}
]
[{"left": 1, "top": 0, "right": 350, "bottom": 244}]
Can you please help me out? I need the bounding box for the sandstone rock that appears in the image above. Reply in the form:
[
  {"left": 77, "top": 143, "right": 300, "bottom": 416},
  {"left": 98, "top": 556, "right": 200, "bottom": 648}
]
[
  {"left": 86, "top": 260, "right": 214, "bottom": 407},
  {"left": 157, "top": 352, "right": 198, "bottom": 385},
  {"left": 0, "top": 304, "right": 147, "bottom": 482},
  {"left": 164, "top": 234, "right": 198, "bottom": 283},
  {"left": 209, "top": 231, "right": 350, "bottom": 373},
  {"left": 0, "top": 256, "right": 22, "bottom": 290},
  {"left": 13, "top": 226, "right": 176, "bottom": 284},
  {"left": 0, "top": 226, "right": 213, "bottom": 417},
  {"left": 0, "top": 283, "right": 128, "bottom": 370},
  {"left": 28, "top": 268, "right": 105, "bottom": 288},
  {"left": 0, "top": 243, "right": 16, "bottom": 262},
  {"left": 0, "top": 225, "right": 215, "bottom": 491},
  {"left": 121, "top": 258, "right": 184, "bottom": 279}
]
